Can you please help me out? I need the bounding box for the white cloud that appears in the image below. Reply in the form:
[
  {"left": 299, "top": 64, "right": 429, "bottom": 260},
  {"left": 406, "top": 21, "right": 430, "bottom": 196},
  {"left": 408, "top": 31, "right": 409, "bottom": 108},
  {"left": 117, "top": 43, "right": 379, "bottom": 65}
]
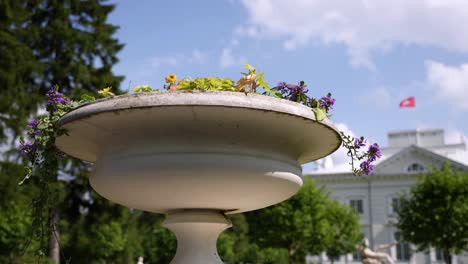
[
  {"left": 234, "top": 25, "right": 259, "bottom": 38},
  {"left": 425, "top": 60, "right": 468, "bottom": 110},
  {"left": 188, "top": 49, "right": 207, "bottom": 64},
  {"left": 445, "top": 129, "right": 468, "bottom": 145},
  {"left": 306, "top": 123, "right": 355, "bottom": 173},
  {"left": 238, "top": 0, "right": 468, "bottom": 68},
  {"left": 220, "top": 48, "right": 235, "bottom": 68},
  {"left": 356, "top": 86, "right": 392, "bottom": 110},
  {"left": 444, "top": 129, "right": 468, "bottom": 165},
  {"left": 151, "top": 56, "right": 179, "bottom": 68},
  {"left": 151, "top": 49, "right": 207, "bottom": 68},
  {"left": 220, "top": 48, "right": 247, "bottom": 68}
]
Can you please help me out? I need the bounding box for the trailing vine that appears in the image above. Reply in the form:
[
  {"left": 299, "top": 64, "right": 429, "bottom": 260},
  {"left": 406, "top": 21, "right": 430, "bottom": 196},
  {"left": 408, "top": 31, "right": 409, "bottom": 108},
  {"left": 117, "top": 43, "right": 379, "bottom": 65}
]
[{"left": 18, "top": 65, "right": 381, "bottom": 256}]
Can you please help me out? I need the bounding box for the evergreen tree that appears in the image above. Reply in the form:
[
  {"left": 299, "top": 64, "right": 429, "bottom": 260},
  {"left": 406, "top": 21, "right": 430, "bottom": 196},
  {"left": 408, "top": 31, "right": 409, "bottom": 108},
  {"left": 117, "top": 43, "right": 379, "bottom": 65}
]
[
  {"left": 0, "top": 1, "right": 42, "bottom": 142},
  {"left": 0, "top": 0, "right": 124, "bottom": 262},
  {"left": 0, "top": 0, "right": 124, "bottom": 143}
]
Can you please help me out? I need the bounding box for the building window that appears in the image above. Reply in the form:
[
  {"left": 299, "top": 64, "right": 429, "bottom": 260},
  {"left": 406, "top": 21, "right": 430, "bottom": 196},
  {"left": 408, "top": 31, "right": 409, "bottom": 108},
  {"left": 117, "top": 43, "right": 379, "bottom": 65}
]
[
  {"left": 436, "top": 248, "right": 444, "bottom": 262},
  {"left": 350, "top": 199, "right": 364, "bottom": 214},
  {"left": 390, "top": 197, "right": 402, "bottom": 215},
  {"left": 352, "top": 250, "right": 362, "bottom": 261},
  {"left": 327, "top": 254, "right": 340, "bottom": 262},
  {"left": 395, "top": 232, "right": 411, "bottom": 261},
  {"left": 407, "top": 163, "right": 425, "bottom": 173}
]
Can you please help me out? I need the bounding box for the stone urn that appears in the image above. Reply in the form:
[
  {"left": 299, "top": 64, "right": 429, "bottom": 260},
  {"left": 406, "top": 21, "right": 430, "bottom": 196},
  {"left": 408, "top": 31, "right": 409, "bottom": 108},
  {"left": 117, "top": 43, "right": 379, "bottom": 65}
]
[{"left": 56, "top": 91, "right": 341, "bottom": 264}]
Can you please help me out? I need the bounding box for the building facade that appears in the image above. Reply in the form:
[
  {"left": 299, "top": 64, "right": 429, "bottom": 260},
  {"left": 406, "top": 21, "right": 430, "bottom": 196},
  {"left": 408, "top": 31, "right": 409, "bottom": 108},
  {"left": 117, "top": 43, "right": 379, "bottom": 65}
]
[{"left": 307, "top": 129, "right": 468, "bottom": 264}]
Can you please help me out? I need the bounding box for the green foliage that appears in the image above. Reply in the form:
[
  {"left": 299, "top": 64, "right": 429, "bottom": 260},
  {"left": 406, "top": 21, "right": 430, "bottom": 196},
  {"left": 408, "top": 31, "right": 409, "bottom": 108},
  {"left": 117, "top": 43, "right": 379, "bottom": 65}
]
[
  {"left": 217, "top": 214, "right": 288, "bottom": 263},
  {"left": 1, "top": 0, "right": 124, "bottom": 261},
  {"left": 323, "top": 200, "right": 363, "bottom": 259},
  {"left": 0, "top": 0, "right": 124, "bottom": 143},
  {"left": 396, "top": 163, "right": 468, "bottom": 264},
  {"left": 0, "top": 201, "right": 32, "bottom": 254},
  {"left": 137, "top": 213, "right": 177, "bottom": 264},
  {"left": 218, "top": 214, "right": 248, "bottom": 262},
  {"left": 0, "top": 163, "right": 33, "bottom": 256},
  {"left": 0, "top": 162, "right": 45, "bottom": 259},
  {"left": 245, "top": 180, "right": 362, "bottom": 264},
  {"left": 80, "top": 94, "right": 96, "bottom": 102},
  {"left": 59, "top": 191, "right": 144, "bottom": 264},
  {"left": 0, "top": 1, "right": 43, "bottom": 143},
  {"left": 132, "top": 85, "right": 154, "bottom": 93},
  {"left": 177, "top": 77, "right": 236, "bottom": 91},
  {"left": 91, "top": 221, "right": 127, "bottom": 259},
  {"left": 314, "top": 106, "right": 327, "bottom": 121}
]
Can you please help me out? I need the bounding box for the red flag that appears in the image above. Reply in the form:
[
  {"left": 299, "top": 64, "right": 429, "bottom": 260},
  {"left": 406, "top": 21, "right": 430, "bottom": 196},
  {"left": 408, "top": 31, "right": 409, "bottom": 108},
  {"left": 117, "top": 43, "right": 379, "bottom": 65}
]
[{"left": 399, "top": 97, "right": 415, "bottom": 108}]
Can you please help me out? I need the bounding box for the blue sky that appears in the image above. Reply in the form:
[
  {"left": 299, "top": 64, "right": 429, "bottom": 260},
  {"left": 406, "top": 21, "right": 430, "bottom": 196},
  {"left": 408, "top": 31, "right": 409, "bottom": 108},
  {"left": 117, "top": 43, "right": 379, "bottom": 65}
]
[{"left": 108, "top": 0, "right": 468, "bottom": 170}]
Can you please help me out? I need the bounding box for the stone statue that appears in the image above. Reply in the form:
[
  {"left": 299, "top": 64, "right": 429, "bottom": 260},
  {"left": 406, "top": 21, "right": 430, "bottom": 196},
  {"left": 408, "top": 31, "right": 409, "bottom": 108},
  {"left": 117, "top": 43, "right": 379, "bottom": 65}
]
[
  {"left": 137, "top": 256, "right": 144, "bottom": 264},
  {"left": 358, "top": 238, "right": 396, "bottom": 264}
]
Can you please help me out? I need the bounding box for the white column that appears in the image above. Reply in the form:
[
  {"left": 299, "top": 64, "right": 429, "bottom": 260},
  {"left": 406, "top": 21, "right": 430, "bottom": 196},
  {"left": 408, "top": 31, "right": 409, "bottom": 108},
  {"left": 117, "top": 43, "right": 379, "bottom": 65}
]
[{"left": 163, "top": 210, "right": 232, "bottom": 264}]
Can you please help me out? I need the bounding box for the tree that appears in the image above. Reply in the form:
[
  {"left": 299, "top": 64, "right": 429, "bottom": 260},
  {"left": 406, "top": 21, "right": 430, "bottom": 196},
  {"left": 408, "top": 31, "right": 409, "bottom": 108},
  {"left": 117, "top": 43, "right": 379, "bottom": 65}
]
[
  {"left": 396, "top": 163, "right": 468, "bottom": 264},
  {"left": 0, "top": 0, "right": 123, "bottom": 142},
  {"left": 245, "top": 180, "right": 362, "bottom": 264},
  {"left": 323, "top": 200, "right": 363, "bottom": 263},
  {"left": 0, "top": 0, "right": 124, "bottom": 262},
  {"left": 0, "top": 162, "right": 35, "bottom": 258},
  {"left": 0, "top": 1, "right": 42, "bottom": 143},
  {"left": 137, "top": 213, "right": 177, "bottom": 264},
  {"left": 217, "top": 213, "right": 290, "bottom": 264},
  {"left": 61, "top": 190, "right": 144, "bottom": 264},
  {"left": 218, "top": 214, "right": 250, "bottom": 263}
]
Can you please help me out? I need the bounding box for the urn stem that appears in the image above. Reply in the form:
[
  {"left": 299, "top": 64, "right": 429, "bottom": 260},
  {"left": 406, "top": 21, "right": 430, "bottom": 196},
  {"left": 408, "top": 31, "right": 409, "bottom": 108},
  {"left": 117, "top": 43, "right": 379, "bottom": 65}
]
[{"left": 163, "top": 210, "right": 232, "bottom": 264}]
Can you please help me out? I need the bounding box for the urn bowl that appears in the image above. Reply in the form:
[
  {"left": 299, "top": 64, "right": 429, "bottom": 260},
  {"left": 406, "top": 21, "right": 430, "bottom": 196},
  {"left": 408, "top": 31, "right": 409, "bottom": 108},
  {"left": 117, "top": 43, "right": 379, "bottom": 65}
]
[{"left": 56, "top": 91, "right": 341, "bottom": 213}]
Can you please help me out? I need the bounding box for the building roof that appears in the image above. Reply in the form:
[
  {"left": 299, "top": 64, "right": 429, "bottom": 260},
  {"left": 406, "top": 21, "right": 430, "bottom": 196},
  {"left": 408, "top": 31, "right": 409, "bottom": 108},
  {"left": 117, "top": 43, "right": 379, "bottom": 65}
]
[
  {"left": 375, "top": 144, "right": 468, "bottom": 173},
  {"left": 308, "top": 129, "right": 468, "bottom": 176}
]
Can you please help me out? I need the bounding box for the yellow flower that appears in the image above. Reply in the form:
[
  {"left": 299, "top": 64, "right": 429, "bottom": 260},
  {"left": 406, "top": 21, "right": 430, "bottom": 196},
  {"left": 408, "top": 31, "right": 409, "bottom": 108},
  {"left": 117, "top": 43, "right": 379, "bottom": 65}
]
[
  {"left": 165, "top": 74, "right": 177, "bottom": 84},
  {"left": 98, "top": 87, "right": 115, "bottom": 97}
]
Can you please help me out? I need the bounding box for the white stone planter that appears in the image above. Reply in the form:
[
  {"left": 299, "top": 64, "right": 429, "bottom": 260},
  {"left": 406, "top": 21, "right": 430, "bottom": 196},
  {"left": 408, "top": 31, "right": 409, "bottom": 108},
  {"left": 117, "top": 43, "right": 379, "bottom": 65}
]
[{"left": 56, "top": 91, "right": 341, "bottom": 263}]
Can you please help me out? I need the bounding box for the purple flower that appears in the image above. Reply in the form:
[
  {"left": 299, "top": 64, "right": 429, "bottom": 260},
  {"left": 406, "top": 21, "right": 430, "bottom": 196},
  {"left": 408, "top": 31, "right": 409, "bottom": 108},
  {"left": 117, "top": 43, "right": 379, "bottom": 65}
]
[
  {"left": 27, "top": 119, "right": 40, "bottom": 136},
  {"left": 354, "top": 137, "right": 366, "bottom": 149},
  {"left": 319, "top": 94, "right": 336, "bottom": 113},
  {"left": 46, "top": 88, "right": 70, "bottom": 105},
  {"left": 18, "top": 141, "right": 36, "bottom": 157},
  {"left": 273, "top": 82, "right": 308, "bottom": 101},
  {"left": 360, "top": 161, "right": 374, "bottom": 176},
  {"left": 27, "top": 119, "right": 38, "bottom": 129},
  {"left": 367, "top": 143, "right": 382, "bottom": 162}
]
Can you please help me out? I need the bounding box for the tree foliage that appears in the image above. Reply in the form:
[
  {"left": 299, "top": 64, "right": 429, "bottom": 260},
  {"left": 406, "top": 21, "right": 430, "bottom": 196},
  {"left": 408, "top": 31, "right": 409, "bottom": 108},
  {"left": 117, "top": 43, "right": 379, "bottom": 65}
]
[
  {"left": 396, "top": 163, "right": 468, "bottom": 264},
  {"left": 136, "top": 213, "right": 176, "bottom": 264},
  {"left": 323, "top": 200, "right": 363, "bottom": 260},
  {"left": 0, "top": 0, "right": 124, "bottom": 262},
  {"left": 0, "top": 162, "right": 35, "bottom": 257},
  {"left": 0, "top": 0, "right": 124, "bottom": 143},
  {"left": 245, "top": 180, "right": 363, "bottom": 264}
]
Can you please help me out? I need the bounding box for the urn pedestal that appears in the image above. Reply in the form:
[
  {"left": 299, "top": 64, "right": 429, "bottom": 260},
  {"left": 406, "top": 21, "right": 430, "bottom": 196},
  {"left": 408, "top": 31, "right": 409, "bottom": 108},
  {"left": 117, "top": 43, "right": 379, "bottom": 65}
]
[{"left": 56, "top": 91, "right": 341, "bottom": 264}]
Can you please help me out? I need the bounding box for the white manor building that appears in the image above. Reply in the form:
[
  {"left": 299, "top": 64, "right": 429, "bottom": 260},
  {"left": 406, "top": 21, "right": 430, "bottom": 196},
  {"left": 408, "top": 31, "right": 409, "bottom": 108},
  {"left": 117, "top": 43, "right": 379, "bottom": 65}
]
[{"left": 306, "top": 129, "right": 468, "bottom": 264}]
